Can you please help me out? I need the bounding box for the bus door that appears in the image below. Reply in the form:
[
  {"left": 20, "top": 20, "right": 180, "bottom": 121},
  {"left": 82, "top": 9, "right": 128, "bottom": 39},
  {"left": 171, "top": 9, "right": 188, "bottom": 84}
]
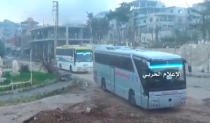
[
  {"left": 133, "top": 57, "right": 149, "bottom": 108},
  {"left": 108, "top": 66, "right": 115, "bottom": 93},
  {"left": 103, "top": 55, "right": 115, "bottom": 92}
]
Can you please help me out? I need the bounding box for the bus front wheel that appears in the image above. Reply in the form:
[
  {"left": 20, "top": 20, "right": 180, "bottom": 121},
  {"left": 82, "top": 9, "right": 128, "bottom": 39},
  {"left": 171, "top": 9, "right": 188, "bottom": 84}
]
[{"left": 129, "top": 90, "right": 136, "bottom": 106}]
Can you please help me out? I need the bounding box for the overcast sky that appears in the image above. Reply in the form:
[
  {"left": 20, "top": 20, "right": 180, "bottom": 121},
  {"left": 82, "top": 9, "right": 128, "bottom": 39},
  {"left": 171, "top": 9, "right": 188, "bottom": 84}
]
[{"left": 0, "top": 0, "right": 204, "bottom": 25}]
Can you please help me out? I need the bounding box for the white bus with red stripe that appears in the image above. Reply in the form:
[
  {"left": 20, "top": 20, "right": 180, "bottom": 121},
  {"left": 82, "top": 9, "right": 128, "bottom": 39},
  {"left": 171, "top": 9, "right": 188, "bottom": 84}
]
[{"left": 94, "top": 45, "right": 186, "bottom": 109}]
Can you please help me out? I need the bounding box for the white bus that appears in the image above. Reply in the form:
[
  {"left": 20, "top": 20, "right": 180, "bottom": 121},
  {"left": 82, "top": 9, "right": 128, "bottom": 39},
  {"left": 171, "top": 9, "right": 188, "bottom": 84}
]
[
  {"left": 56, "top": 45, "right": 93, "bottom": 72},
  {"left": 94, "top": 45, "right": 186, "bottom": 109}
]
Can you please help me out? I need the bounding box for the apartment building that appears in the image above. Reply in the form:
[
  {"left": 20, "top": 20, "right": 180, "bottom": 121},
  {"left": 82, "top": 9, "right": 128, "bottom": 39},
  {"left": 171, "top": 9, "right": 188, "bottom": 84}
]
[{"left": 131, "top": 0, "right": 189, "bottom": 43}]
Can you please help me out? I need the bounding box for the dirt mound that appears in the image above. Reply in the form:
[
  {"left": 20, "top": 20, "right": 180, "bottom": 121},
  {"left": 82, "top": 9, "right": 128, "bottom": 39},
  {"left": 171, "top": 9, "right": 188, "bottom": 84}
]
[{"left": 23, "top": 101, "right": 147, "bottom": 123}]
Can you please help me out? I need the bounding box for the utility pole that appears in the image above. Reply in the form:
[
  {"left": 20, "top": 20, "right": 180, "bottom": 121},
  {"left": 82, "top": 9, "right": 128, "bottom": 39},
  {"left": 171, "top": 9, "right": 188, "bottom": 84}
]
[
  {"left": 30, "top": 49, "right": 33, "bottom": 85},
  {"left": 201, "top": 13, "right": 209, "bottom": 73},
  {"left": 53, "top": 1, "right": 59, "bottom": 59}
]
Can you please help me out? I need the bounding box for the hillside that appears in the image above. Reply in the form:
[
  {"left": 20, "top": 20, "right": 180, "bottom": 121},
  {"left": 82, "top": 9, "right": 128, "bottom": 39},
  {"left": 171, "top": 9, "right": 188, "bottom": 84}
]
[{"left": 0, "top": 20, "right": 20, "bottom": 40}]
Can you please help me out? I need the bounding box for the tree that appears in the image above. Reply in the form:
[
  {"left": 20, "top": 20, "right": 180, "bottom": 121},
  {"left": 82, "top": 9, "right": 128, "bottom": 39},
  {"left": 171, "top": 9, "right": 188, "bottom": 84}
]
[
  {"left": 191, "top": 0, "right": 210, "bottom": 40},
  {"left": 155, "top": 25, "right": 161, "bottom": 42},
  {"left": 0, "top": 40, "right": 5, "bottom": 57},
  {"left": 126, "top": 23, "right": 135, "bottom": 46},
  {"left": 191, "top": 30, "right": 201, "bottom": 43},
  {"left": 106, "top": 2, "right": 132, "bottom": 44},
  {"left": 173, "top": 29, "right": 191, "bottom": 46},
  {"left": 107, "top": 3, "right": 131, "bottom": 23},
  {"left": 92, "top": 18, "right": 109, "bottom": 43},
  {"left": 87, "top": 13, "right": 110, "bottom": 44}
]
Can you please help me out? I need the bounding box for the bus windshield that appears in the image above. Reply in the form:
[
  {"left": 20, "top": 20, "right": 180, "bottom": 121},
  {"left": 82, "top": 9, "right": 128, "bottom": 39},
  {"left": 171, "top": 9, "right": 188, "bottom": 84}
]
[
  {"left": 76, "top": 50, "right": 92, "bottom": 62},
  {"left": 134, "top": 59, "right": 186, "bottom": 93}
]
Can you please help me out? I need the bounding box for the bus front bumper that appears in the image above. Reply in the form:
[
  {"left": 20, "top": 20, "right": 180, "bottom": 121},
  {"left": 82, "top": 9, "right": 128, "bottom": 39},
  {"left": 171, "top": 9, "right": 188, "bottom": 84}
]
[
  {"left": 148, "top": 90, "right": 186, "bottom": 109},
  {"left": 74, "top": 67, "right": 92, "bottom": 72}
]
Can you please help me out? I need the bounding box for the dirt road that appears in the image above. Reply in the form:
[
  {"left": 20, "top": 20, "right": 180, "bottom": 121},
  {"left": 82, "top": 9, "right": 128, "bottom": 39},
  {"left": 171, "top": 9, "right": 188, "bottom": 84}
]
[
  {"left": 25, "top": 84, "right": 210, "bottom": 123},
  {"left": 0, "top": 72, "right": 94, "bottom": 123},
  {"left": 25, "top": 72, "right": 210, "bottom": 123},
  {"left": 1, "top": 71, "right": 210, "bottom": 123},
  {"left": 0, "top": 91, "right": 89, "bottom": 123}
]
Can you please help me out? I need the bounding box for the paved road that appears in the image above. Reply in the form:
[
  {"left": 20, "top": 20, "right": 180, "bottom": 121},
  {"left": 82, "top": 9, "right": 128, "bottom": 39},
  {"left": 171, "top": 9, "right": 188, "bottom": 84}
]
[
  {"left": 187, "top": 76, "right": 210, "bottom": 103},
  {"left": 0, "top": 93, "right": 87, "bottom": 123},
  {"left": 0, "top": 70, "right": 209, "bottom": 123},
  {"left": 0, "top": 71, "right": 93, "bottom": 123}
]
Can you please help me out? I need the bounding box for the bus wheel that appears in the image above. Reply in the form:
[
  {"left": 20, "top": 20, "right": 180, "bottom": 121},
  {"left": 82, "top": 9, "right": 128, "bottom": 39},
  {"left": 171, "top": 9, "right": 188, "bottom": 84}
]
[
  {"left": 101, "top": 78, "right": 106, "bottom": 91},
  {"left": 129, "top": 90, "right": 136, "bottom": 106}
]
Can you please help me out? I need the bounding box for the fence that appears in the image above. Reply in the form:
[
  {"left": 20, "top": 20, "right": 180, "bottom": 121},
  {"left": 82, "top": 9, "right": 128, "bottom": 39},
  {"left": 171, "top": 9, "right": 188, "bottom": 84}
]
[
  {"left": 0, "top": 79, "right": 32, "bottom": 92},
  {"left": 0, "top": 68, "right": 33, "bottom": 92}
]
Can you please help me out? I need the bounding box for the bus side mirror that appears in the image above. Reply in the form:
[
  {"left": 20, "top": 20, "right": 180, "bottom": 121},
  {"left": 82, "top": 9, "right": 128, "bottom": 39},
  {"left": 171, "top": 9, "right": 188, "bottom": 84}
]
[{"left": 183, "top": 59, "right": 187, "bottom": 63}]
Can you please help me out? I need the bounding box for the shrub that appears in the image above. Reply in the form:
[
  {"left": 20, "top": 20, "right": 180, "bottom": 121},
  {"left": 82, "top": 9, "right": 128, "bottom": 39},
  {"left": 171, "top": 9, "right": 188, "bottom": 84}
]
[
  {"left": 0, "top": 40, "right": 5, "bottom": 57},
  {"left": 20, "top": 64, "right": 30, "bottom": 73}
]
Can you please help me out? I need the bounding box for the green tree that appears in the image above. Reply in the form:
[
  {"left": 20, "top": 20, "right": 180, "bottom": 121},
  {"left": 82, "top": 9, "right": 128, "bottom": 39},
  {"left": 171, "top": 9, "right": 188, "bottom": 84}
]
[
  {"left": 0, "top": 40, "right": 5, "bottom": 57},
  {"left": 107, "top": 3, "right": 131, "bottom": 23},
  {"left": 173, "top": 29, "right": 191, "bottom": 46},
  {"left": 87, "top": 13, "right": 110, "bottom": 44},
  {"left": 106, "top": 2, "right": 131, "bottom": 44},
  {"left": 191, "top": 0, "right": 210, "bottom": 40},
  {"left": 155, "top": 25, "right": 161, "bottom": 42}
]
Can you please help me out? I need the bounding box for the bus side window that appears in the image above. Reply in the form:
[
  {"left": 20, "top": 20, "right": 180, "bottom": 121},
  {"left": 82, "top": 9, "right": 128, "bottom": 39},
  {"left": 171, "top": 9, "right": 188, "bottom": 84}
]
[
  {"left": 95, "top": 53, "right": 104, "bottom": 64},
  {"left": 95, "top": 53, "right": 133, "bottom": 72},
  {"left": 67, "top": 49, "right": 73, "bottom": 56},
  {"left": 56, "top": 49, "right": 63, "bottom": 55},
  {"left": 114, "top": 56, "right": 134, "bottom": 72}
]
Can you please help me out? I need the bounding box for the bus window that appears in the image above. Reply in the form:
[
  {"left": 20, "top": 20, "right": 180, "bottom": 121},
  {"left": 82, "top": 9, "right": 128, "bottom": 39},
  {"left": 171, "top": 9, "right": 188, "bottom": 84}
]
[
  {"left": 56, "top": 49, "right": 73, "bottom": 56},
  {"left": 134, "top": 59, "right": 186, "bottom": 92},
  {"left": 147, "top": 62, "right": 186, "bottom": 91},
  {"left": 76, "top": 50, "right": 92, "bottom": 62},
  {"left": 114, "top": 56, "right": 134, "bottom": 72},
  {"left": 95, "top": 53, "right": 133, "bottom": 72},
  {"left": 95, "top": 53, "right": 103, "bottom": 64}
]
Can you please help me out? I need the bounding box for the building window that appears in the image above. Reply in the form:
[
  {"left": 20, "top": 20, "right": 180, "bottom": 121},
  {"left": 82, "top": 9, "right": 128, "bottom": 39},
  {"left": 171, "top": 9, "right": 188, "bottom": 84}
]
[{"left": 178, "top": 10, "right": 183, "bottom": 14}]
